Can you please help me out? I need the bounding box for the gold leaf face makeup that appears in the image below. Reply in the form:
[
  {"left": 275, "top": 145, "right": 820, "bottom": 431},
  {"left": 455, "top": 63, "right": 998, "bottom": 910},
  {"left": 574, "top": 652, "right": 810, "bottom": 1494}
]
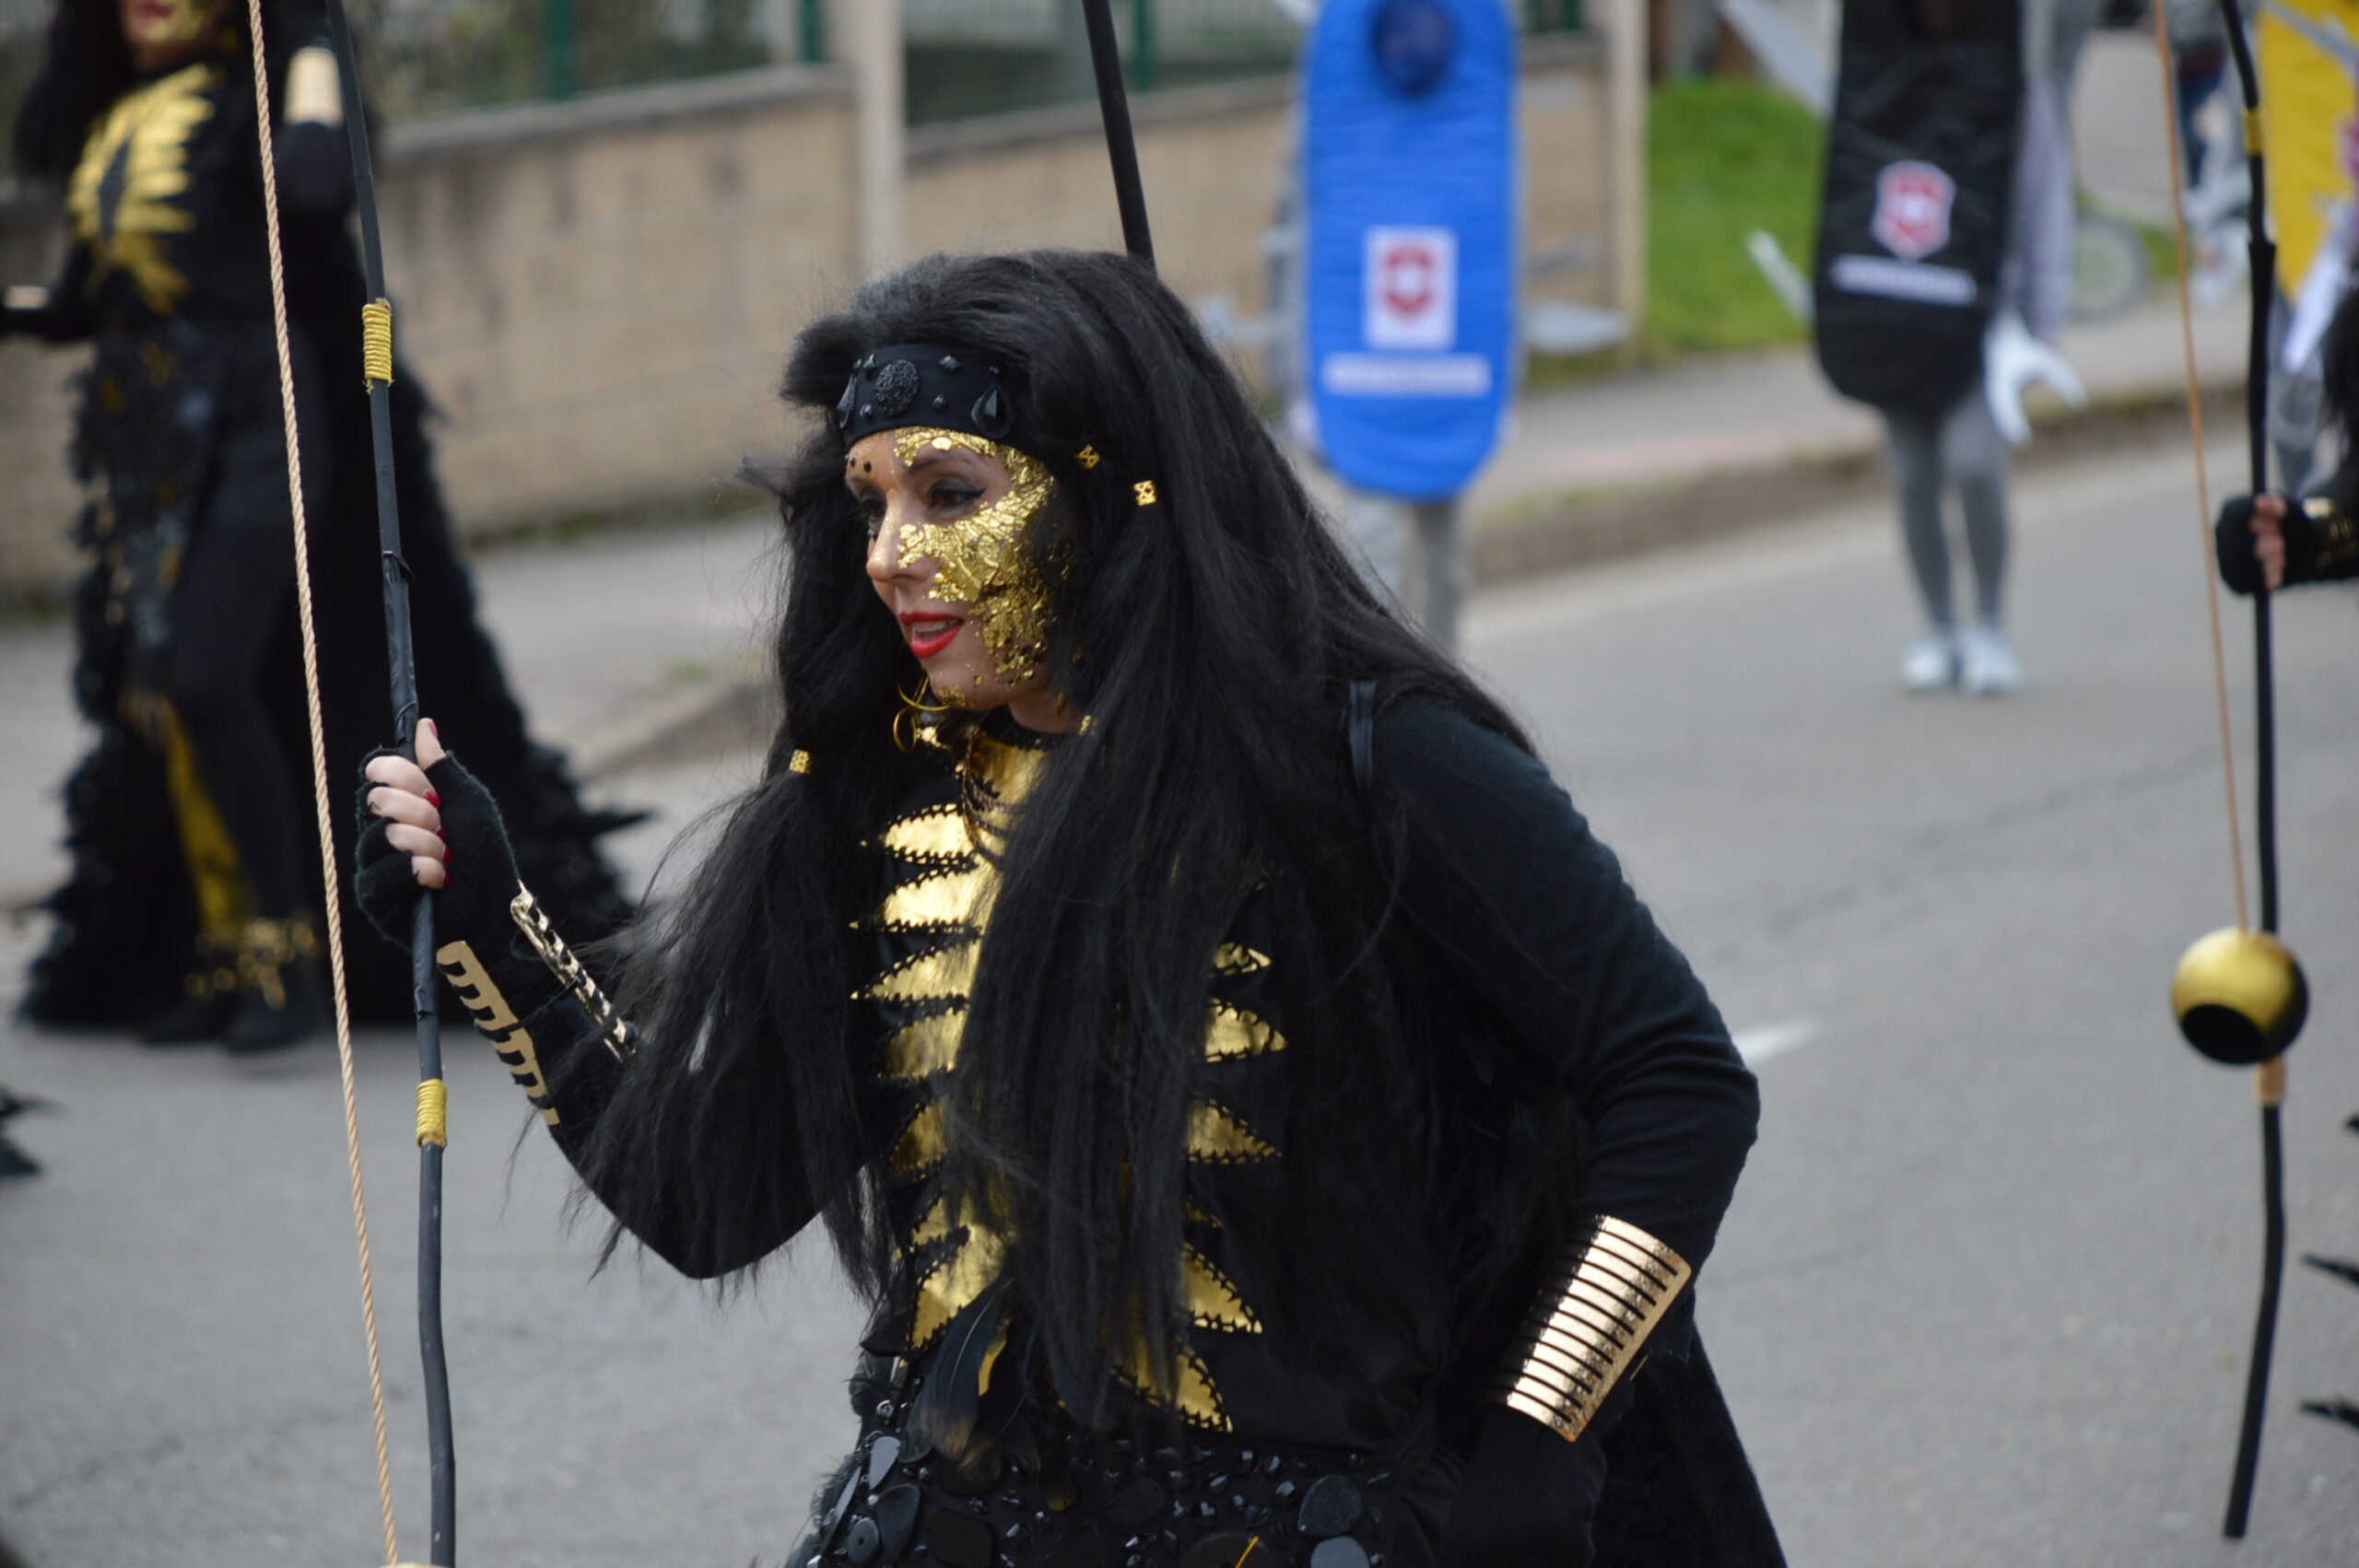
[{"left": 888, "top": 427, "right": 1058, "bottom": 681}]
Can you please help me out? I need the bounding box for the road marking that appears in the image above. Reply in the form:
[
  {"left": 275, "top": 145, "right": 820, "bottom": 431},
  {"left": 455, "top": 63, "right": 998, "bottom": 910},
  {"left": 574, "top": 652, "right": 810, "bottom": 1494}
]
[{"left": 1732, "top": 1020, "right": 1815, "bottom": 1065}]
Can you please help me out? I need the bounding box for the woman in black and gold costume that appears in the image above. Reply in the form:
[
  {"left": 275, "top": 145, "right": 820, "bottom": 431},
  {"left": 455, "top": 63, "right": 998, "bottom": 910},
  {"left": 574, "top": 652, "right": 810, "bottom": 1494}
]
[
  {"left": 5, "top": 0, "right": 627, "bottom": 1048},
  {"left": 355, "top": 252, "right": 1780, "bottom": 1567}
]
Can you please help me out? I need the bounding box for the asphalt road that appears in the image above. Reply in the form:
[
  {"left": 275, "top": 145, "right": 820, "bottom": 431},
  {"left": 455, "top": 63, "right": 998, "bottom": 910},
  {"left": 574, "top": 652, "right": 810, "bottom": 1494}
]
[{"left": 5, "top": 434, "right": 2357, "bottom": 1566}]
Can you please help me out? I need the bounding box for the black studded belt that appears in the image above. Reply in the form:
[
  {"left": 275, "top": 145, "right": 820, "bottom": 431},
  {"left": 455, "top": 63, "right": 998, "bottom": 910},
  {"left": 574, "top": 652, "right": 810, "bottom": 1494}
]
[{"left": 792, "top": 1390, "right": 1407, "bottom": 1568}]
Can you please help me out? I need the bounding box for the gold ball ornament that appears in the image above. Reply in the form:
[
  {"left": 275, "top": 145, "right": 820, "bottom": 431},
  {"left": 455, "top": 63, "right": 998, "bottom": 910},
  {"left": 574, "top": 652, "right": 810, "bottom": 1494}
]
[{"left": 2172, "top": 926, "right": 2307, "bottom": 1065}]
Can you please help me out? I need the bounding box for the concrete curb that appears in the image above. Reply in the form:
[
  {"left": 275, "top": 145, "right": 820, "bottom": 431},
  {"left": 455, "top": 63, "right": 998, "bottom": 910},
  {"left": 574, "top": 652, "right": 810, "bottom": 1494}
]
[{"left": 1473, "top": 381, "right": 2243, "bottom": 585}]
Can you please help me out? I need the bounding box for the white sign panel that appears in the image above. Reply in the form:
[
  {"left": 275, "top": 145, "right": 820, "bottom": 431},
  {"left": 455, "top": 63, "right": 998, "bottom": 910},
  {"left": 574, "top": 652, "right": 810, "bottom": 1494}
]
[{"left": 1363, "top": 226, "right": 1458, "bottom": 351}]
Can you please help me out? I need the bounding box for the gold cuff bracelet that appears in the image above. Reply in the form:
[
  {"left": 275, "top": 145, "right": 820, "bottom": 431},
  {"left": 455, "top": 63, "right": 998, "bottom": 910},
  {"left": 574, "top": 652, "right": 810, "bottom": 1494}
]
[{"left": 1492, "top": 1213, "right": 1692, "bottom": 1444}]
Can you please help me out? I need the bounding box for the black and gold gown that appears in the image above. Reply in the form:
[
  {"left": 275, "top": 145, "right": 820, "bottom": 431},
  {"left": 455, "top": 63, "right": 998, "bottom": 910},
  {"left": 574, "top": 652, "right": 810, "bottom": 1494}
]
[
  {"left": 431, "top": 698, "right": 1779, "bottom": 1568},
  {"left": 5, "top": 31, "right": 628, "bottom": 1028}
]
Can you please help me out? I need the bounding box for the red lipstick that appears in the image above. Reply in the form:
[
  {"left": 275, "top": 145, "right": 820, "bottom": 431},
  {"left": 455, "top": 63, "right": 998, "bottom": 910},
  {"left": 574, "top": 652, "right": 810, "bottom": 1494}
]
[{"left": 900, "top": 612, "right": 962, "bottom": 659}]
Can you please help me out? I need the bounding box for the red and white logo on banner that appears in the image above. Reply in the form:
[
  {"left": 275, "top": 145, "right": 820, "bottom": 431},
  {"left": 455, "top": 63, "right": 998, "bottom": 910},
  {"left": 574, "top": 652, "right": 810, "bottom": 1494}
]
[
  {"left": 1870, "top": 161, "right": 1954, "bottom": 263},
  {"left": 1365, "top": 226, "right": 1458, "bottom": 351}
]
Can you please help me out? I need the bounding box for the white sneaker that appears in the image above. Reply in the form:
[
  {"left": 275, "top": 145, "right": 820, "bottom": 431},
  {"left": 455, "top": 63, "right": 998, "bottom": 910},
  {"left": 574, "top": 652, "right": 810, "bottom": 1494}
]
[
  {"left": 1961, "top": 625, "right": 2023, "bottom": 696},
  {"left": 1899, "top": 631, "right": 1959, "bottom": 693}
]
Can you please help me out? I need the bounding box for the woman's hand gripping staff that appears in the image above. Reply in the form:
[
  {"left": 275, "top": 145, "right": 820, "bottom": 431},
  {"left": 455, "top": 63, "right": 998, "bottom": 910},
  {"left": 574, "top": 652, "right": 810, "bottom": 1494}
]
[{"left": 357, "top": 721, "right": 630, "bottom": 1131}]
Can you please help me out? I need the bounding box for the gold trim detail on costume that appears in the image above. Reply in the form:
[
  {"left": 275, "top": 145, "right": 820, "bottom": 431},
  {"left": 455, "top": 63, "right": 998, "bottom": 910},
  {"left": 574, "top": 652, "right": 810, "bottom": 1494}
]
[
  {"left": 863, "top": 734, "right": 1283, "bottom": 1431},
  {"left": 434, "top": 939, "right": 560, "bottom": 1125},
  {"left": 877, "top": 861, "right": 996, "bottom": 931},
  {"left": 863, "top": 939, "right": 980, "bottom": 1004},
  {"left": 509, "top": 887, "right": 633, "bottom": 1063},
  {"left": 880, "top": 1010, "right": 965, "bottom": 1082},
  {"left": 1493, "top": 1214, "right": 1692, "bottom": 1444},
  {"left": 1203, "top": 1000, "right": 1284, "bottom": 1061},
  {"left": 1133, "top": 481, "right": 1158, "bottom": 507},
  {"left": 158, "top": 702, "right": 253, "bottom": 954},
  {"left": 891, "top": 1099, "right": 948, "bottom": 1176},
  {"left": 2301, "top": 495, "right": 2359, "bottom": 575},
  {"left": 879, "top": 803, "right": 970, "bottom": 863},
  {"left": 233, "top": 914, "right": 320, "bottom": 1011},
  {"left": 788, "top": 748, "right": 814, "bottom": 775},
  {"left": 1075, "top": 445, "right": 1102, "bottom": 469},
  {"left": 66, "top": 62, "right": 219, "bottom": 315},
  {"left": 1182, "top": 1244, "right": 1262, "bottom": 1334},
  {"left": 1185, "top": 1098, "right": 1278, "bottom": 1164}
]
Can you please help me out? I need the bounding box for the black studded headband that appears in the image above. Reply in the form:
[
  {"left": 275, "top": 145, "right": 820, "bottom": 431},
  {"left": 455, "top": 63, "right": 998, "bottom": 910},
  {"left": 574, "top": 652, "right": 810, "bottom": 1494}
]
[{"left": 837, "top": 345, "right": 1028, "bottom": 450}]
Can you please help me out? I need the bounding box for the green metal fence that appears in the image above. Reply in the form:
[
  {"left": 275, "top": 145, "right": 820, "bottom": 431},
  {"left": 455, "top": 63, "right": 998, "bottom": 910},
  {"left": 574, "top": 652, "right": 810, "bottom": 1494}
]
[
  {"left": 1, "top": 0, "right": 1590, "bottom": 179},
  {"left": 906, "top": 0, "right": 1301, "bottom": 123}
]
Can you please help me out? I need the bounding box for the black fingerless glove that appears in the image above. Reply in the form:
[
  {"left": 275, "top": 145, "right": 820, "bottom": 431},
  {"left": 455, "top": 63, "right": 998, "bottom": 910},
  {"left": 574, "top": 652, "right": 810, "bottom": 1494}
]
[
  {"left": 1440, "top": 1401, "right": 1616, "bottom": 1568},
  {"left": 354, "top": 748, "right": 523, "bottom": 955},
  {"left": 2214, "top": 494, "right": 2271, "bottom": 596}
]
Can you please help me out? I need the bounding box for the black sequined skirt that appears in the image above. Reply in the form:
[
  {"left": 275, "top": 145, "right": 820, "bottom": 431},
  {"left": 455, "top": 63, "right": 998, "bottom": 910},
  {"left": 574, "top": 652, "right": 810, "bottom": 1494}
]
[{"left": 792, "top": 1365, "right": 1419, "bottom": 1568}]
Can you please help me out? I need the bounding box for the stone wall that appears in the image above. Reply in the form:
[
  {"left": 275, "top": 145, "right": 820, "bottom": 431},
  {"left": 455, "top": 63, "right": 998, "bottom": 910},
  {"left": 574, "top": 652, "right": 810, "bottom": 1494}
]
[{"left": 0, "top": 36, "right": 1614, "bottom": 602}]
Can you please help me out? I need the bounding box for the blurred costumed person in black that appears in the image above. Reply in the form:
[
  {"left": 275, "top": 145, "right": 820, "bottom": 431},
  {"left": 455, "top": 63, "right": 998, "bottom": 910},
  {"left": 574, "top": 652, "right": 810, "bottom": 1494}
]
[
  {"left": 1814, "top": 0, "right": 2094, "bottom": 697},
  {"left": 2218, "top": 284, "right": 2359, "bottom": 596},
  {"left": 354, "top": 252, "right": 1778, "bottom": 1568},
  {"left": 3, "top": 0, "right": 628, "bottom": 1050}
]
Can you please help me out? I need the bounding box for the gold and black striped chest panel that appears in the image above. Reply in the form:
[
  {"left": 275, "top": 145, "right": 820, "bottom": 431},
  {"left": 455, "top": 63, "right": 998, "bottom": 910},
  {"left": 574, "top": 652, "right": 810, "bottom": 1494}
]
[{"left": 855, "top": 732, "right": 1287, "bottom": 1428}]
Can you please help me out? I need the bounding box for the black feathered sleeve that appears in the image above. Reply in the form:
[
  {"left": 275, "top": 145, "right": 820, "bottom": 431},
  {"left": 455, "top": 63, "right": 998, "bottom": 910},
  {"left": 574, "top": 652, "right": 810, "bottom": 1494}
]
[{"left": 1373, "top": 699, "right": 1759, "bottom": 1274}]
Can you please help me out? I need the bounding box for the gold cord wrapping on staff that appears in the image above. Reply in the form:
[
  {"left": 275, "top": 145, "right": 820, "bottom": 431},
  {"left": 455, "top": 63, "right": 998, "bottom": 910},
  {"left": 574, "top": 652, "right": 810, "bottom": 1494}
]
[
  {"left": 2243, "top": 108, "right": 2264, "bottom": 157},
  {"left": 241, "top": 2, "right": 402, "bottom": 1559},
  {"left": 415, "top": 1078, "right": 448, "bottom": 1147},
  {"left": 1493, "top": 1214, "right": 1691, "bottom": 1444},
  {"left": 361, "top": 298, "right": 393, "bottom": 387}
]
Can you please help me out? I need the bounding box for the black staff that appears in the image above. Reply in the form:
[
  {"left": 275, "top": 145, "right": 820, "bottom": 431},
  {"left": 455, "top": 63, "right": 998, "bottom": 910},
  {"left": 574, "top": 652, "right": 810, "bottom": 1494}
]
[
  {"left": 2162, "top": 0, "right": 2311, "bottom": 1542},
  {"left": 1079, "top": 0, "right": 1156, "bottom": 267},
  {"left": 317, "top": 0, "right": 459, "bottom": 1558}
]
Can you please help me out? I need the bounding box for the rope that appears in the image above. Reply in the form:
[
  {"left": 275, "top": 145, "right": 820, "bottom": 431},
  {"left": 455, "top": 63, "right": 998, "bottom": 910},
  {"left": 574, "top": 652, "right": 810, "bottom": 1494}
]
[
  {"left": 241, "top": 8, "right": 402, "bottom": 1562},
  {"left": 2152, "top": 5, "right": 2253, "bottom": 934}
]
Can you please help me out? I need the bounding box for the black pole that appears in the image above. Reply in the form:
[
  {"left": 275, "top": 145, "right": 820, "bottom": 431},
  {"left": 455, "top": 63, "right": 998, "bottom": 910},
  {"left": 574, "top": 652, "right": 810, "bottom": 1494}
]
[
  {"left": 2214, "top": 0, "right": 2286, "bottom": 1539},
  {"left": 320, "top": 0, "right": 456, "bottom": 1559},
  {"left": 2225, "top": 1102, "right": 2287, "bottom": 1537},
  {"left": 1079, "top": 0, "right": 1156, "bottom": 266}
]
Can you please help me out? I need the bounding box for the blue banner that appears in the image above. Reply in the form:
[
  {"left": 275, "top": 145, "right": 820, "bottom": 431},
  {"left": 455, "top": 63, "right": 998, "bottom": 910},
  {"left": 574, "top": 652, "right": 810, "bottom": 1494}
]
[{"left": 1302, "top": 0, "right": 1517, "bottom": 500}]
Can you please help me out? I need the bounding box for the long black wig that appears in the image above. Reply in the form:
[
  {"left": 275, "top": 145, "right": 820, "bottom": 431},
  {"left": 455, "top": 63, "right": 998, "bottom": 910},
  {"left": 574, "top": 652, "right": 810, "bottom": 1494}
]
[{"left": 584, "top": 250, "right": 1573, "bottom": 1422}]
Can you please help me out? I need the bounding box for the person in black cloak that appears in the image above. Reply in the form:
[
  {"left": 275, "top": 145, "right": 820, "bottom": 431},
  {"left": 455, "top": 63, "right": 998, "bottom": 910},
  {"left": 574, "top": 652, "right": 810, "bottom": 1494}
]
[
  {"left": 2217, "top": 282, "right": 2359, "bottom": 596},
  {"left": 353, "top": 250, "right": 1781, "bottom": 1568},
  {"left": 1, "top": 0, "right": 628, "bottom": 1050}
]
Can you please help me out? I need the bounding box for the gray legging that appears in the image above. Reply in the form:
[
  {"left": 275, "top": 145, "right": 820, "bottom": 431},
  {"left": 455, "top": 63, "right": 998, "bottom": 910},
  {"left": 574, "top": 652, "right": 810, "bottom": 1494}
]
[{"left": 1883, "top": 391, "right": 2009, "bottom": 630}]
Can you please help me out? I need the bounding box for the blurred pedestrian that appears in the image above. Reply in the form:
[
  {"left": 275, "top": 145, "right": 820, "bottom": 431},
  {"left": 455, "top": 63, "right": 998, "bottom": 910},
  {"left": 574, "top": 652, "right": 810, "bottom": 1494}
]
[
  {"left": 2164, "top": 0, "right": 2228, "bottom": 186},
  {"left": 1814, "top": 0, "right": 2095, "bottom": 696},
  {"left": 354, "top": 251, "right": 1779, "bottom": 1568},
  {"left": 3, "top": 0, "right": 629, "bottom": 1049}
]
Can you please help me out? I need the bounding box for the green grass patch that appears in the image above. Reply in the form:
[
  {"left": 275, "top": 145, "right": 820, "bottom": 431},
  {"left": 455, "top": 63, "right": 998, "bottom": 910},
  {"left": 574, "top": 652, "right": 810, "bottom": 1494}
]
[{"left": 1645, "top": 77, "right": 1825, "bottom": 355}]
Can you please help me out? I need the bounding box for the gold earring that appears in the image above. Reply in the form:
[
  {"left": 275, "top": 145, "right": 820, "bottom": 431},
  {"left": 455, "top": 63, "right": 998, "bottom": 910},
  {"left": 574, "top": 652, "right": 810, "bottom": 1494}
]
[{"left": 893, "top": 680, "right": 955, "bottom": 753}]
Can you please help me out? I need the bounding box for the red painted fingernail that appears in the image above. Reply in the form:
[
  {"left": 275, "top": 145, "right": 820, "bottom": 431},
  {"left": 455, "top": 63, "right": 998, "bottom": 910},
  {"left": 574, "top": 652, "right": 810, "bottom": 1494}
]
[
  {"left": 427, "top": 720, "right": 440, "bottom": 742},
  {"left": 426, "top": 790, "right": 441, "bottom": 808}
]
